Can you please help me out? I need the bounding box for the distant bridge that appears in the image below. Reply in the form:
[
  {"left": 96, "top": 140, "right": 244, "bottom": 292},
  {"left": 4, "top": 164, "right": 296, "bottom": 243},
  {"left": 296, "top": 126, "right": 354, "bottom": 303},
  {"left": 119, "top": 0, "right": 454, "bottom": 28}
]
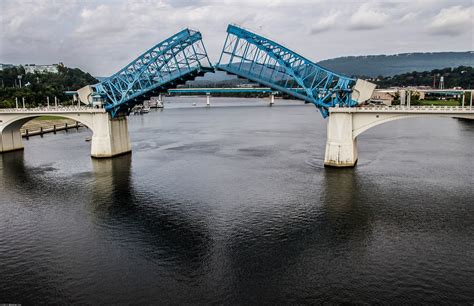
[{"left": 168, "top": 87, "right": 276, "bottom": 94}]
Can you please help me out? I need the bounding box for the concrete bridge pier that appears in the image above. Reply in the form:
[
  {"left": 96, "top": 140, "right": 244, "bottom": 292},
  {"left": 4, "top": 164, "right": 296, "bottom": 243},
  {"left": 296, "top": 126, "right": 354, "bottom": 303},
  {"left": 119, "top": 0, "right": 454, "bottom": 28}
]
[
  {"left": 0, "top": 123, "right": 24, "bottom": 153},
  {"left": 324, "top": 112, "right": 358, "bottom": 167},
  {"left": 90, "top": 113, "right": 131, "bottom": 158}
]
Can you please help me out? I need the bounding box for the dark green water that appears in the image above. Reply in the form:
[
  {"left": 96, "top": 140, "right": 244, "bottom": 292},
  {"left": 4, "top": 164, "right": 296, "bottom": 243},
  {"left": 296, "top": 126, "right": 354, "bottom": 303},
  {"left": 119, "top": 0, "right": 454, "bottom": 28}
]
[{"left": 1, "top": 98, "right": 473, "bottom": 304}]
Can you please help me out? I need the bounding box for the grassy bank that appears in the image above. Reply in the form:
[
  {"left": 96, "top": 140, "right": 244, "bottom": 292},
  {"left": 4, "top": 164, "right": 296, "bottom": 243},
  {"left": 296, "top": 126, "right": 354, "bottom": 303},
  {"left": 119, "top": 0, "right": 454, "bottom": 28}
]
[{"left": 416, "top": 99, "right": 460, "bottom": 106}]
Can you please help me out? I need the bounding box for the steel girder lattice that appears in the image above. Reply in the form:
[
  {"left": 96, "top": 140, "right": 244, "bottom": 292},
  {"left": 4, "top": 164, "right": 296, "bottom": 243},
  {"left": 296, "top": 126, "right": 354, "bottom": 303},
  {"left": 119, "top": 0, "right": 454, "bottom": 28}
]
[
  {"left": 95, "top": 29, "right": 212, "bottom": 117},
  {"left": 216, "top": 25, "right": 356, "bottom": 117}
]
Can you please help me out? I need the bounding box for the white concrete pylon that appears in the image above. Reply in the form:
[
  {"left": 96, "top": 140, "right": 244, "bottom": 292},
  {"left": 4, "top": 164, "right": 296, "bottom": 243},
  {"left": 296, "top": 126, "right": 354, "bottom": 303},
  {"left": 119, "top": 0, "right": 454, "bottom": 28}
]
[
  {"left": 324, "top": 112, "right": 358, "bottom": 167},
  {"left": 270, "top": 93, "right": 275, "bottom": 106},
  {"left": 206, "top": 93, "right": 210, "bottom": 106}
]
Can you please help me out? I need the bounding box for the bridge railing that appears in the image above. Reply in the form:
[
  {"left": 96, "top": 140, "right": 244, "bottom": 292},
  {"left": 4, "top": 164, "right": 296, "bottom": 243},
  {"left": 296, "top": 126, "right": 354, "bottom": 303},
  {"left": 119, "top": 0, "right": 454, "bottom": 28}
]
[
  {"left": 0, "top": 106, "right": 106, "bottom": 113},
  {"left": 332, "top": 105, "right": 474, "bottom": 112}
]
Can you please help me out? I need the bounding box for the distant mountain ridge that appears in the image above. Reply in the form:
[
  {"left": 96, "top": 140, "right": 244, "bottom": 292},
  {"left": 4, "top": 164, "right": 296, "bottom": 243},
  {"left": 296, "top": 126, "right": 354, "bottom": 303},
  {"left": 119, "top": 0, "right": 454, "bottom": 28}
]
[
  {"left": 96, "top": 52, "right": 474, "bottom": 86},
  {"left": 317, "top": 52, "right": 474, "bottom": 77}
]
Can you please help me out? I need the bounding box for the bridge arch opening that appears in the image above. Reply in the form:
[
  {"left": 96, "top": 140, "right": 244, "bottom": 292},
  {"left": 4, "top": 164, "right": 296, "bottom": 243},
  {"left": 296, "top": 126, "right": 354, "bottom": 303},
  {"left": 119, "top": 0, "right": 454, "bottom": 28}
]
[
  {"left": 0, "top": 113, "right": 94, "bottom": 154},
  {"left": 353, "top": 113, "right": 474, "bottom": 138}
]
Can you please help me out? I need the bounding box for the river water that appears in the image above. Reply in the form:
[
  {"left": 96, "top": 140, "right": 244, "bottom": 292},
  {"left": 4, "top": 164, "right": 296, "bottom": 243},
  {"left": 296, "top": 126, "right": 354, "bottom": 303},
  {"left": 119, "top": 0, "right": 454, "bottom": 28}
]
[{"left": 1, "top": 97, "right": 473, "bottom": 304}]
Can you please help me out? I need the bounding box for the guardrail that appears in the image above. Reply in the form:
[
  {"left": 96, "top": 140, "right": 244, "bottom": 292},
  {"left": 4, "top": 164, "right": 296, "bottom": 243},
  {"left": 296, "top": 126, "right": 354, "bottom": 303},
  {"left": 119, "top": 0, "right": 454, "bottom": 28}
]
[
  {"left": 0, "top": 106, "right": 106, "bottom": 113},
  {"left": 358, "top": 105, "right": 473, "bottom": 111},
  {"left": 330, "top": 105, "right": 474, "bottom": 112}
]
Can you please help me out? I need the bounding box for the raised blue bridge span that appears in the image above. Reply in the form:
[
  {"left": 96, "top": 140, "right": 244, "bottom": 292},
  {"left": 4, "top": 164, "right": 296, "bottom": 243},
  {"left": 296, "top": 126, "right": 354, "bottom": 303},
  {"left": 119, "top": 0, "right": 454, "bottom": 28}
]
[{"left": 85, "top": 25, "right": 371, "bottom": 118}]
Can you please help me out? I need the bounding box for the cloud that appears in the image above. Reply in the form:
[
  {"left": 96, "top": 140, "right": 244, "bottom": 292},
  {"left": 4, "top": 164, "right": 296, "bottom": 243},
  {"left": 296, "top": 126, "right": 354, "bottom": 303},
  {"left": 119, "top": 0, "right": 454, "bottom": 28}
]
[
  {"left": 310, "top": 12, "right": 340, "bottom": 34},
  {"left": 349, "top": 3, "right": 389, "bottom": 30},
  {"left": 1, "top": 0, "right": 473, "bottom": 76},
  {"left": 427, "top": 5, "right": 473, "bottom": 36}
]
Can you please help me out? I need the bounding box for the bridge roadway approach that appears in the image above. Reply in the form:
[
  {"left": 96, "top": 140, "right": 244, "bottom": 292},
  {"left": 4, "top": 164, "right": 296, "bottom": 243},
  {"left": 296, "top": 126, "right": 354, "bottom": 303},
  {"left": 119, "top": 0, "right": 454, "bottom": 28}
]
[
  {"left": 0, "top": 107, "right": 131, "bottom": 158},
  {"left": 1, "top": 105, "right": 474, "bottom": 166},
  {"left": 325, "top": 105, "right": 474, "bottom": 167}
]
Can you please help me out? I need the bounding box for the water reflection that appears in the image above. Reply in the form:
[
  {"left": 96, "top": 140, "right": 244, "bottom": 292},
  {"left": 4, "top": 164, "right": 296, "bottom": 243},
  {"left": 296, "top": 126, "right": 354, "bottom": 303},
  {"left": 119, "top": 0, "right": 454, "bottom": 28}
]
[
  {"left": 89, "top": 156, "right": 213, "bottom": 274},
  {"left": 222, "top": 166, "right": 375, "bottom": 303}
]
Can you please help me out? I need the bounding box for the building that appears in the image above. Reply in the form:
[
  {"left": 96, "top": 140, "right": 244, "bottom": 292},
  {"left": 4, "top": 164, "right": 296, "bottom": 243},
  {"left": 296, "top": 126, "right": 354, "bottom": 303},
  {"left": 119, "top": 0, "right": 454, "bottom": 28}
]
[
  {"left": 24, "top": 63, "right": 60, "bottom": 74},
  {"left": 370, "top": 89, "right": 397, "bottom": 106},
  {"left": 0, "top": 63, "right": 15, "bottom": 71}
]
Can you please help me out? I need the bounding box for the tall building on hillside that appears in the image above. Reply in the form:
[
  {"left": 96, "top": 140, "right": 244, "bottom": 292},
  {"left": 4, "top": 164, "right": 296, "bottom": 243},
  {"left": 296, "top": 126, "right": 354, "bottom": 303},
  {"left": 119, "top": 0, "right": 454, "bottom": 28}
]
[
  {"left": 0, "top": 63, "right": 15, "bottom": 71},
  {"left": 24, "top": 63, "right": 61, "bottom": 74}
]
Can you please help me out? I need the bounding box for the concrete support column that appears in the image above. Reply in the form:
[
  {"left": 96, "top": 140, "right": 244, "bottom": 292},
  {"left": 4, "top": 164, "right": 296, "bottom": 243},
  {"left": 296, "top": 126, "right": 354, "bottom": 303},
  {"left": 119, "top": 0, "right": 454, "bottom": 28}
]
[
  {"left": 324, "top": 112, "right": 358, "bottom": 167},
  {"left": 270, "top": 93, "right": 275, "bottom": 106},
  {"left": 0, "top": 126, "right": 24, "bottom": 153},
  {"left": 90, "top": 113, "right": 131, "bottom": 158},
  {"left": 399, "top": 90, "right": 406, "bottom": 106},
  {"left": 206, "top": 93, "right": 210, "bottom": 106}
]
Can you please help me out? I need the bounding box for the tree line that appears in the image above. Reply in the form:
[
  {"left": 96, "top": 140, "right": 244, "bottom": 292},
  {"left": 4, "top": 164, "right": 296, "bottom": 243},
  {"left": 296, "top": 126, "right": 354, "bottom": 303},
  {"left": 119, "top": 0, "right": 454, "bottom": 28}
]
[
  {"left": 0, "top": 66, "right": 97, "bottom": 108},
  {"left": 372, "top": 66, "right": 473, "bottom": 89}
]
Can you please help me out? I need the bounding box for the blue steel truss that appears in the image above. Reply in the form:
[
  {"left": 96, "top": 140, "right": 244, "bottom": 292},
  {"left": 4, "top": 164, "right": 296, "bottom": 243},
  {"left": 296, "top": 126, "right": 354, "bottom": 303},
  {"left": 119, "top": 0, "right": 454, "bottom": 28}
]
[
  {"left": 94, "top": 29, "right": 212, "bottom": 117},
  {"left": 216, "top": 25, "right": 356, "bottom": 117}
]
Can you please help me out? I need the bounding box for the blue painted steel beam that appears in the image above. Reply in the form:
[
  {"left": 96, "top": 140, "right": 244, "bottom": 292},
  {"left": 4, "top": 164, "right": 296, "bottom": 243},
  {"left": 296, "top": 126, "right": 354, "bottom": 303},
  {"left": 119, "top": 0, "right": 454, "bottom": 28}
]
[
  {"left": 215, "top": 25, "right": 356, "bottom": 117},
  {"left": 93, "top": 29, "right": 212, "bottom": 117}
]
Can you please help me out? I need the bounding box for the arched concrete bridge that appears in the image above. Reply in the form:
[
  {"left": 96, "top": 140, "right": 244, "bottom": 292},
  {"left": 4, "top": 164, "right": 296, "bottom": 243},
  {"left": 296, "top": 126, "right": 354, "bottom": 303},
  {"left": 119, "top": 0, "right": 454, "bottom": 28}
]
[
  {"left": 325, "top": 106, "right": 474, "bottom": 167},
  {"left": 0, "top": 107, "right": 130, "bottom": 158}
]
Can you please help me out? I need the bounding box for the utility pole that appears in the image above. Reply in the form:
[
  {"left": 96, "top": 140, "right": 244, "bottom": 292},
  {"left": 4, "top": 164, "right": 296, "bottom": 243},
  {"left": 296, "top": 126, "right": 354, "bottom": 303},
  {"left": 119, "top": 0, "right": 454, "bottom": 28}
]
[
  {"left": 15, "top": 97, "right": 19, "bottom": 109},
  {"left": 22, "top": 97, "right": 26, "bottom": 109},
  {"left": 47, "top": 96, "right": 50, "bottom": 108}
]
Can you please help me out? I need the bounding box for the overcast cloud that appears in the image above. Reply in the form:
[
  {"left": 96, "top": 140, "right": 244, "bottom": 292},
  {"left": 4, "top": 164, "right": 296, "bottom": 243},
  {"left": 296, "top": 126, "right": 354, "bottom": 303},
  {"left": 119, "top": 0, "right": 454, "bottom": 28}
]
[{"left": 1, "top": 0, "right": 473, "bottom": 76}]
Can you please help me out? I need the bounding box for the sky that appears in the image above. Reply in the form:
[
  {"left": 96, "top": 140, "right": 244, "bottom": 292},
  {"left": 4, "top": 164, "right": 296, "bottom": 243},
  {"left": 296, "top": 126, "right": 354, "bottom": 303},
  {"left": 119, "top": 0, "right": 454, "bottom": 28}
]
[{"left": 1, "top": 0, "right": 473, "bottom": 76}]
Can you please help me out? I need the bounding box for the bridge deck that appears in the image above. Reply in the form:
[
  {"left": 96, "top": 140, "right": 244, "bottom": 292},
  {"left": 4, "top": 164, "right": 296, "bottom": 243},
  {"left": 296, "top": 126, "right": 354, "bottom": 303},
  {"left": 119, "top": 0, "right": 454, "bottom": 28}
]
[
  {"left": 330, "top": 106, "right": 474, "bottom": 114},
  {"left": 168, "top": 87, "right": 275, "bottom": 94},
  {"left": 0, "top": 107, "right": 107, "bottom": 114}
]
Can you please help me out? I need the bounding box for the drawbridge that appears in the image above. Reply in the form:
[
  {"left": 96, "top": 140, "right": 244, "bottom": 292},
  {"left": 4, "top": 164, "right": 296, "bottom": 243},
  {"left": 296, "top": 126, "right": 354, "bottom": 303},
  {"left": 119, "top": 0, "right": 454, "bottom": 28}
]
[
  {"left": 79, "top": 25, "right": 374, "bottom": 118},
  {"left": 216, "top": 25, "right": 374, "bottom": 117},
  {"left": 80, "top": 29, "right": 212, "bottom": 118}
]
